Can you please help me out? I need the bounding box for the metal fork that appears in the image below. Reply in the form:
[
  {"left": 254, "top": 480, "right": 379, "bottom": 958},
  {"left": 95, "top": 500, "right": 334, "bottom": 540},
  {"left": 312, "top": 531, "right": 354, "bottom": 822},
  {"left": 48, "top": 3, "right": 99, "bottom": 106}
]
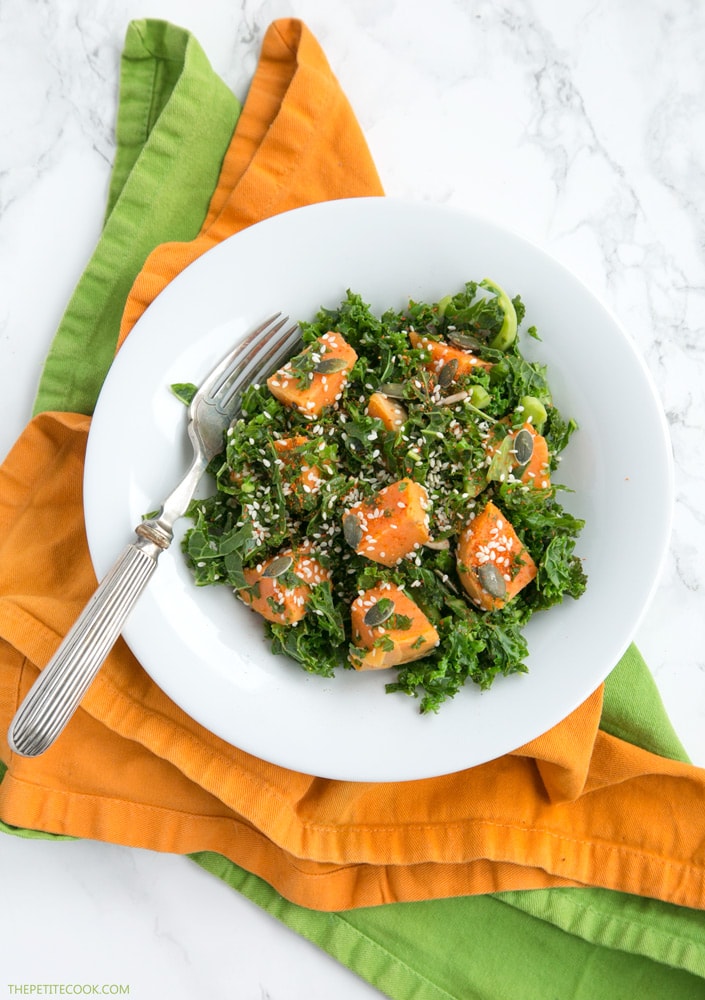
[{"left": 7, "top": 313, "right": 302, "bottom": 757}]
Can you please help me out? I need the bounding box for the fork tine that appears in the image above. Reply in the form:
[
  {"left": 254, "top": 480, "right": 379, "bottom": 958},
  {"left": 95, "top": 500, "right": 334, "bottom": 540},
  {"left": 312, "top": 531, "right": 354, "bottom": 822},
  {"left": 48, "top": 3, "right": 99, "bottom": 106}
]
[
  {"left": 208, "top": 315, "right": 292, "bottom": 400},
  {"left": 255, "top": 323, "right": 304, "bottom": 382},
  {"left": 216, "top": 322, "right": 303, "bottom": 414},
  {"left": 193, "top": 313, "right": 286, "bottom": 407}
]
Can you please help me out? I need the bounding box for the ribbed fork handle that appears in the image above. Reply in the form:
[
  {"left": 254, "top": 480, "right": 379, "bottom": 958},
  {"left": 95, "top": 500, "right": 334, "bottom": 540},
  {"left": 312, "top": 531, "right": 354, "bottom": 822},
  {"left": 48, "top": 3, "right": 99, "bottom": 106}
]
[{"left": 7, "top": 539, "right": 161, "bottom": 757}]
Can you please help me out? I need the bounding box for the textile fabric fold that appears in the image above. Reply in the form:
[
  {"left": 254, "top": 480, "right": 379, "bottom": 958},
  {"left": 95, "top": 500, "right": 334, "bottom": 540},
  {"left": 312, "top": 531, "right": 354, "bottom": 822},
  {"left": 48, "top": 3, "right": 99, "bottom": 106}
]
[
  {"left": 117, "top": 18, "right": 383, "bottom": 347},
  {"left": 3, "top": 409, "right": 705, "bottom": 913},
  {"left": 33, "top": 20, "right": 241, "bottom": 417},
  {"left": 2, "top": 16, "right": 705, "bottom": 997}
]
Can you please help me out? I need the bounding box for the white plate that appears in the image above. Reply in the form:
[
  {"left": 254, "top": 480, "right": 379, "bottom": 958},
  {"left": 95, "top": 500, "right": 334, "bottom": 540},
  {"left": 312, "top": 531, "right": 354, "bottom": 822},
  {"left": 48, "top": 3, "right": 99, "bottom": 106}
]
[{"left": 84, "top": 197, "right": 673, "bottom": 782}]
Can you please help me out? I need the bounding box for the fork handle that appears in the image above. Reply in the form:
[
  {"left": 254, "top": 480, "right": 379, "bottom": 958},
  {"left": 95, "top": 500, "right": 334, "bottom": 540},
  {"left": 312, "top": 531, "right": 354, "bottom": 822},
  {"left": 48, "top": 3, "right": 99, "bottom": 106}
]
[{"left": 7, "top": 538, "right": 162, "bottom": 757}]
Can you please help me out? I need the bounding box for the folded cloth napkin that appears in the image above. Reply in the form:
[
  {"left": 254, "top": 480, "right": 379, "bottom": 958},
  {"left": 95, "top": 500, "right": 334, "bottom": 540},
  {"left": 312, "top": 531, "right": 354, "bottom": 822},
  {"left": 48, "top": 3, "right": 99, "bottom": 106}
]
[{"left": 2, "top": 18, "right": 705, "bottom": 998}]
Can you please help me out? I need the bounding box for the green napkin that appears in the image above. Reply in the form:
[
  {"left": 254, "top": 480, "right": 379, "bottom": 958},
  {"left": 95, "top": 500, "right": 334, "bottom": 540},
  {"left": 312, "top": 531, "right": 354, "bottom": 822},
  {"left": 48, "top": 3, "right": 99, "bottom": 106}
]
[
  {"left": 34, "top": 19, "right": 241, "bottom": 417},
  {"left": 4, "top": 19, "right": 704, "bottom": 999}
]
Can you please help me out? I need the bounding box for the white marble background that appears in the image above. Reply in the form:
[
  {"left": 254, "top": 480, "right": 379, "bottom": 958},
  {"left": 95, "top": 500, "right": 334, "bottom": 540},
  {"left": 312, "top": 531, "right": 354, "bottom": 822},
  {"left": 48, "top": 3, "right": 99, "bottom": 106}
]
[{"left": 1, "top": 0, "right": 703, "bottom": 996}]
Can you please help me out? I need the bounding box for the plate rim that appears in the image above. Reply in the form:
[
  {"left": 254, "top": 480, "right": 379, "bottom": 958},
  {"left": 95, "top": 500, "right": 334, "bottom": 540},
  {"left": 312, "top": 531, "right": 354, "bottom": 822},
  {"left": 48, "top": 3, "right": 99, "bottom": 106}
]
[{"left": 84, "top": 196, "right": 674, "bottom": 781}]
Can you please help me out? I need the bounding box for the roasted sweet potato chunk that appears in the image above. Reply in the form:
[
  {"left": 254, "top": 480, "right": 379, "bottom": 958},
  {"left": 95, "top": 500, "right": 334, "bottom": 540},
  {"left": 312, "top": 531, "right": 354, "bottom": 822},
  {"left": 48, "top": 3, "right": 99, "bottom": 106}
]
[
  {"left": 408, "top": 330, "right": 492, "bottom": 381},
  {"left": 349, "top": 583, "right": 440, "bottom": 670},
  {"left": 239, "top": 545, "right": 330, "bottom": 624},
  {"left": 484, "top": 420, "right": 551, "bottom": 489},
  {"left": 343, "top": 478, "right": 431, "bottom": 567},
  {"left": 514, "top": 423, "right": 551, "bottom": 489},
  {"left": 267, "top": 331, "right": 357, "bottom": 418},
  {"left": 456, "top": 500, "right": 536, "bottom": 611},
  {"left": 367, "top": 391, "right": 407, "bottom": 431}
]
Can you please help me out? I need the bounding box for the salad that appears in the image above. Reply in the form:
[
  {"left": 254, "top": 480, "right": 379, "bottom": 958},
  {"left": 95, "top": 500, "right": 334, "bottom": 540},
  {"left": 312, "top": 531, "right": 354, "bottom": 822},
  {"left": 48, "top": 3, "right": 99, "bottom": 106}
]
[{"left": 179, "top": 280, "right": 587, "bottom": 713}]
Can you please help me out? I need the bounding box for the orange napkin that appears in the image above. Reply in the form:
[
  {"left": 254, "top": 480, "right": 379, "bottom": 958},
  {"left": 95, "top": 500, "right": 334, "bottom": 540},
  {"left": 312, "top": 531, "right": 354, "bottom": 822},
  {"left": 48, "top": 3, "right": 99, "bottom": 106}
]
[
  {"left": 118, "top": 18, "right": 382, "bottom": 346},
  {"left": 1, "top": 19, "right": 705, "bottom": 914}
]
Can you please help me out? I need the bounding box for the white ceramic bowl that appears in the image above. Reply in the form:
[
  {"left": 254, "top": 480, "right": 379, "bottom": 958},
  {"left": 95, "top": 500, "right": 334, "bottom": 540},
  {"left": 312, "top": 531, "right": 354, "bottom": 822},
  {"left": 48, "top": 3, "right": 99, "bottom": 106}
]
[{"left": 84, "top": 198, "right": 673, "bottom": 781}]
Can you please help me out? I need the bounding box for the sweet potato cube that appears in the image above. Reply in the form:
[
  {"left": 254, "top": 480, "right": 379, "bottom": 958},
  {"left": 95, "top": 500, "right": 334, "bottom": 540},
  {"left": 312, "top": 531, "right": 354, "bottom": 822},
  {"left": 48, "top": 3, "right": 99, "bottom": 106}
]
[
  {"left": 349, "top": 583, "right": 439, "bottom": 670},
  {"left": 485, "top": 420, "right": 551, "bottom": 489},
  {"left": 367, "top": 391, "right": 407, "bottom": 431},
  {"left": 457, "top": 500, "right": 537, "bottom": 611},
  {"left": 408, "top": 330, "right": 492, "bottom": 380},
  {"left": 344, "top": 478, "right": 431, "bottom": 567},
  {"left": 238, "top": 545, "right": 330, "bottom": 625},
  {"left": 267, "top": 331, "right": 357, "bottom": 418},
  {"left": 516, "top": 423, "right": 551, "bottom": 489}
]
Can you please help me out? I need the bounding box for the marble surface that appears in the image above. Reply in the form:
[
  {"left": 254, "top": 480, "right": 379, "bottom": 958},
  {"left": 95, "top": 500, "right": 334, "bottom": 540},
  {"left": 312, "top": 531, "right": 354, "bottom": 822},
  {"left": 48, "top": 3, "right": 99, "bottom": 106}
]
[{"left": 1, "top": 0, "right": 703, "bottom": 995}]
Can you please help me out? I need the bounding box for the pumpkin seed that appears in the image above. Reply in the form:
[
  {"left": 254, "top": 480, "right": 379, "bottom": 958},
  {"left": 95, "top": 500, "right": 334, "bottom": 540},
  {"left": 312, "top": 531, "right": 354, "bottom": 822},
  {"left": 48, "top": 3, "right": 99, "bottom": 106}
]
[
  {"left": 512, "top": 428, "right": 534, "bottom": 466},
  {"left": 363, "top": 597, "right": 395, "bottom": 627},
  {"left": 343, "top": 514, "right": 363, "bottom": 548},
  {"left": 477, "top": 562, "right": 507, "bottom": 599},
  {"left": 446, "top": 330, "right": 485, "bottom": 351},
  {"left": 378, "top": 382, "right": 406, "bottom": 399},
  {"left": 438, "top": 358, "right": 459, "bottom": 387},
  {"left": 436, "top": 390, "right": 469, "bottom": 408},
  {"left": 314, "top": 356, "right": 348, "bottom": 374},
  {"left": 424, "top": 538, "right": 450, "bottom": 550},
  {"left": 262, "top": 554, "right": 294, "bottom": 578}
]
